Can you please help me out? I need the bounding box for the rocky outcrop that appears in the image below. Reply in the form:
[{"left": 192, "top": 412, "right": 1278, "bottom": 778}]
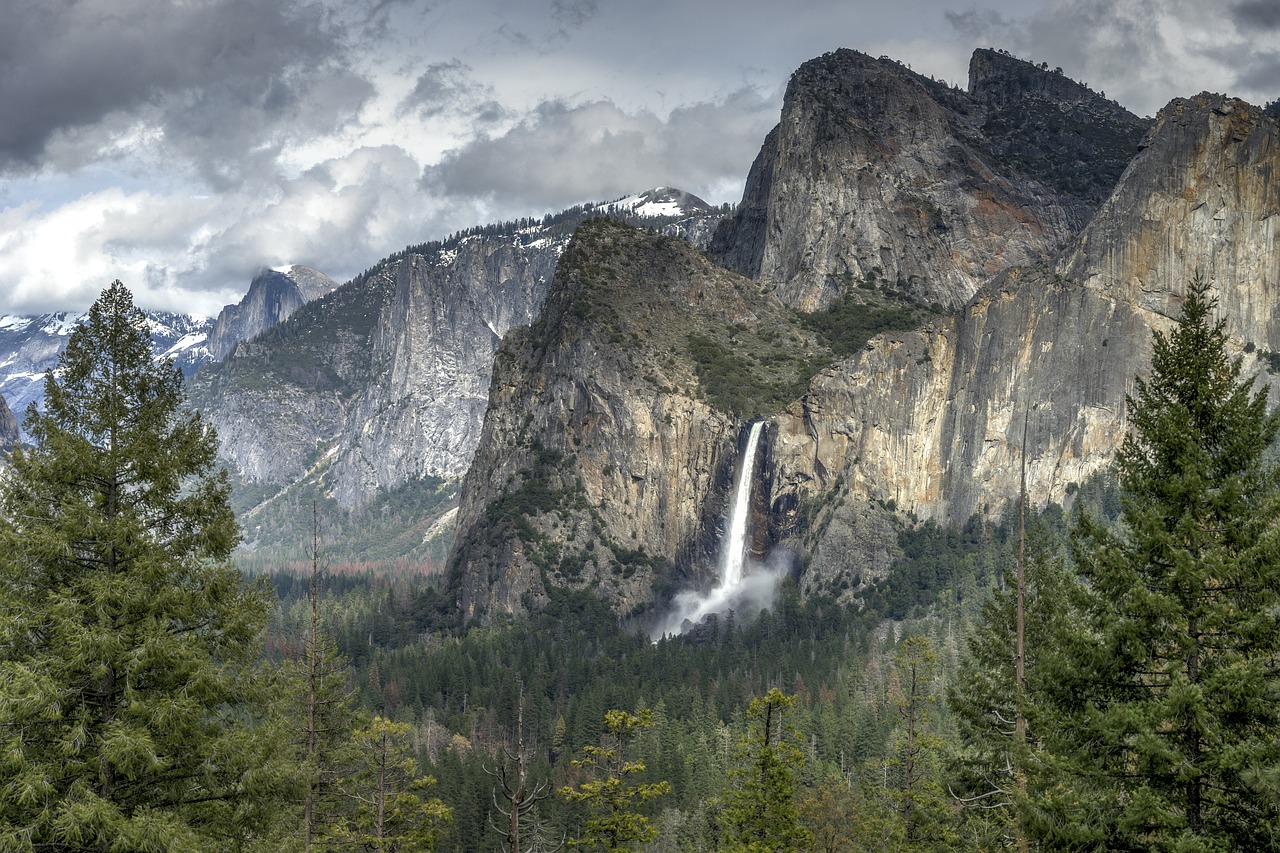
[
  {"left": 449, "top": 218, "right": 830, "bottom": 623},
  {"left": 765, "top": 94, "right": 1279, "bottom": 596},
  {"left": 0, "top": 395, "right": 17, "bottom": 450},
  {"left": 709, "top": 49, "right": 1149, "bottom": 311},
  {"left": 968, "top": 49, "right": 1146, "bottom": 206},
  {"left": 206, "top": 265, "right": 338, "bottom": 361}
]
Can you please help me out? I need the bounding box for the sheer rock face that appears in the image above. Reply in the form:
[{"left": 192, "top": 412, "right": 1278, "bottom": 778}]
[
  {"left": 449, "top": 219, "right": 826, "bottom": 623},
  {"left": 325, "top": 236, "right": 559, "bottom": 507},
  {"left": 190, "top": 196, "right": 727, "bottom": 511},
  {"left": 190, "top": 234, "right": 556, "bottom": 506},
  {"left": 0, "top": 395, "right": 17, "bottom": 449},
  {"left": 207, "top": 266, "right": 338, "bottom": 361},
  {"left": 448, "top": 77, "right": 1275, "bottom": 621},
  {"left": 709, "top": 48, "right": 1148, "bottom": 312},
  {"left": 766, "top": 95, "right": 1280, "bottom": 595}
]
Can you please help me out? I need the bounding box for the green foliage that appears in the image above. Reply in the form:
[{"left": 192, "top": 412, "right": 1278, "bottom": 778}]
[
  {"left": 1034, "top": 278, "right": 1280, "bottom": 850},
  {"left": 560, "top": 709, "right": 670, "bottom": 852},
  {"left": 719, "top": 689, "right": 812, "bottom": 853},
  {"left": 947, "top": 519, "right": 1076, "bottom": 848},
  {"left": 329, "top": 718, "right": 452, "bottom": 851},
  {"left": 872, "top": 634, "right": 956, "bottom": 851},
  {"left": 869, "top": 517, "right": 1003, "bottom": 618},
  {"left": 0, "top": 282, "right": 290, "bottom": 850},
  {"left": 684, "top": 331, "right": 822, "bottom": 420},
  {"left": 797, "top": 290, "right": 937, "bottom": 360}
]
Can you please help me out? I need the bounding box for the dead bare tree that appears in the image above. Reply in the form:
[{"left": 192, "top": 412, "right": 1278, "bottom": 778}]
[{"left": 485, "top": 690, "right": 563, "bottom": 853}]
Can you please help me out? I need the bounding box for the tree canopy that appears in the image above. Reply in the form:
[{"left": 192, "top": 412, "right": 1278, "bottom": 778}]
[
  {"left": 0, "top": 281, "right": 287, "bottom": 850},
  {"left": 1035, "top": 278, "right": 1280, "bottom": 850}
]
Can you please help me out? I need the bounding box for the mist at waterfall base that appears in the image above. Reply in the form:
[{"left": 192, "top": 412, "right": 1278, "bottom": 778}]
[
  {"left": 649, "top": 551, "right": 791, "bottom": 640},
  {"left": 650, "top": 422, "right": 787, "bottom": 640}
]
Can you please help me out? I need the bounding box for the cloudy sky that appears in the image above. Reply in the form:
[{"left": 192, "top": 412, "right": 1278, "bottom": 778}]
[{"left": 1, "top": 0, "right": 1276, "bottom": 317}]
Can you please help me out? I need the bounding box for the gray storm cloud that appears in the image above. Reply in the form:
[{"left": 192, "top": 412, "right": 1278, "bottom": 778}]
[
  {"left": 0, "top": 0, "right": 362, "bottom": 177},
  {"left": 426, "top": 88, "right": 778, "bottom": 212}
]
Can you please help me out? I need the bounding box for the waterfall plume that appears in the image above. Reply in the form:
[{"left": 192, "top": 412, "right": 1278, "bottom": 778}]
[{"left": 651, "top": 421, "right": 786, "bottom": 639}]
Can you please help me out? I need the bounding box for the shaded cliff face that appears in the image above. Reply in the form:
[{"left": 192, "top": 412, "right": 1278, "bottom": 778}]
[
  {"left": 206, "top": 265, "right": 339, "bottom": 361},
  {"left": 0, "top": 394, "right": 17, "bottom": 450},
  {"left": 710, "top": 48, "right": 1149, "bottom": 312},
  {"left": 450, "top": 218, "right": 831, "bottom": 623},
  {"left": 767, "top": 95, "right": 1279, "bottom": 596},
  {"left": 325, "top": 233, "right": 559, "bottom": 507}
]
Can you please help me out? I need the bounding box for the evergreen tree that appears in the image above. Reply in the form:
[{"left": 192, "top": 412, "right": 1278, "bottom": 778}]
[
  {"left": 874, "top": 634, "right": 955, "bottom": 851},
  {"left": 298, "top": 506, "right": 360, "bottom": 852},
  {"left": 947, "top": 521, "right": 1076, "bottom": 849},
  {"left": 1037, "top": 278, "right": 1280, "bottom": 850},
  {"left": 330, "top": 717, "right": 451, "bottom": 852},
  {"left": 0, "top": 282, "right": 289, "bottom": 849},
  {"left": 559, "top": 709, "right": 669, "bottom": 852},
  {"left": 719, "top": 688, "right": 811, "bottom": 853}
]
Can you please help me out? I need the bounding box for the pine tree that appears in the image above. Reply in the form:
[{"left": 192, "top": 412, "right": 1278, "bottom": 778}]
[
  {"left": 719, "top": 688, "right": 812, "bottom": 853},
  {"left": 879, "top": 634, "right": 955, "bottom": 852},
  {"left": 299, "top": 504, "right": 360, "bottom": 852},
  {"left": 947, "top": 519, "right": 1076, "bottom": 850},
  {"left": 0, "top": 282, "right": 289, "bottom": 849},
  {"left": 1037, "top": 278, "right": 1280, "bottom": 850},
  {"left": 559, "top": 709, "right": 669, "bottom": 852},
  {"left": 330, "top": 717, "right": 452, "bottom": 852}
]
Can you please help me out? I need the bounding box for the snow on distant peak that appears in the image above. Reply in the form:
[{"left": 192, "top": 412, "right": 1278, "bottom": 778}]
[
  {"left": 161, "top": 331, "right": 209, "bottom": 359},
  {"left": 40, "top": 314, "right": 81, "bottom": 336},
  {"left": 601, "top": 187, "right": 713, "bottom": 219},
  {"left": 271, "top": 264, "right": 296, "bottom": 274},
  {"left": 0, "top": 316, "right": 32, "bottom": 332}
]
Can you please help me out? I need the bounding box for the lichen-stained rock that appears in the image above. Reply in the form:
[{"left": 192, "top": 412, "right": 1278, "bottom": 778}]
[
  {"left": 710, "top": 48, "right": 1149, "bottom": 312},
  {"left": 449, "top": 219, "right": 831, "bottom": 624},
  {"left": 767, "top": 95, "right": 1280, "bottom": 577}
]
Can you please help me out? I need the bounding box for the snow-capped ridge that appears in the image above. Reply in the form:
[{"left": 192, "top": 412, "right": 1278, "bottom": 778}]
[{"left": 599, "top": 187, "right": 716, "bottom": 219}]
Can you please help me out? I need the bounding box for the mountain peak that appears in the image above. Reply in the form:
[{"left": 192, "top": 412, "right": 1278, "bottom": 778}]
[
  {"left": 967, "top": 47, "right": 1137, "bottom": 121},
  {"left": 599, "top": 187, "right": 716, "bottom": 219}
]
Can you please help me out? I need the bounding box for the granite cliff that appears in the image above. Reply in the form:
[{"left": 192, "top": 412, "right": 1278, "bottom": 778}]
[
  {"left": 186, "top": 193, "right": 725, "bottom": 556},
  {"left": 709, "top": 48, "right": 1148, "bottom": 311},
  {"left": 206, "top": 265, "right": 338, "bottom": 361},
  {"left": 766, "top": 93, "right": 1278, "bottom": 599},
  {"left": 449, "top": 218, "right": 830, "bottom": 622},
  {"left": 448, "top": 55, "right": 1276, "bottom": 622}
]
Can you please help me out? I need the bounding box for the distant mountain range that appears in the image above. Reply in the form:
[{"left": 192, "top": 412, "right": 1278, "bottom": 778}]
[{"left": 0, "top": 311, "right": 213, "bottom": 434}]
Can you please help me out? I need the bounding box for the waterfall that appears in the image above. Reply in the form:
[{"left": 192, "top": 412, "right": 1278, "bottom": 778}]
[
  {"left": 721, "top": 420, "right": 763, "bottom": 589},
  {"left": 651, "top": 420, "right": 785, "bottom": 640}
]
